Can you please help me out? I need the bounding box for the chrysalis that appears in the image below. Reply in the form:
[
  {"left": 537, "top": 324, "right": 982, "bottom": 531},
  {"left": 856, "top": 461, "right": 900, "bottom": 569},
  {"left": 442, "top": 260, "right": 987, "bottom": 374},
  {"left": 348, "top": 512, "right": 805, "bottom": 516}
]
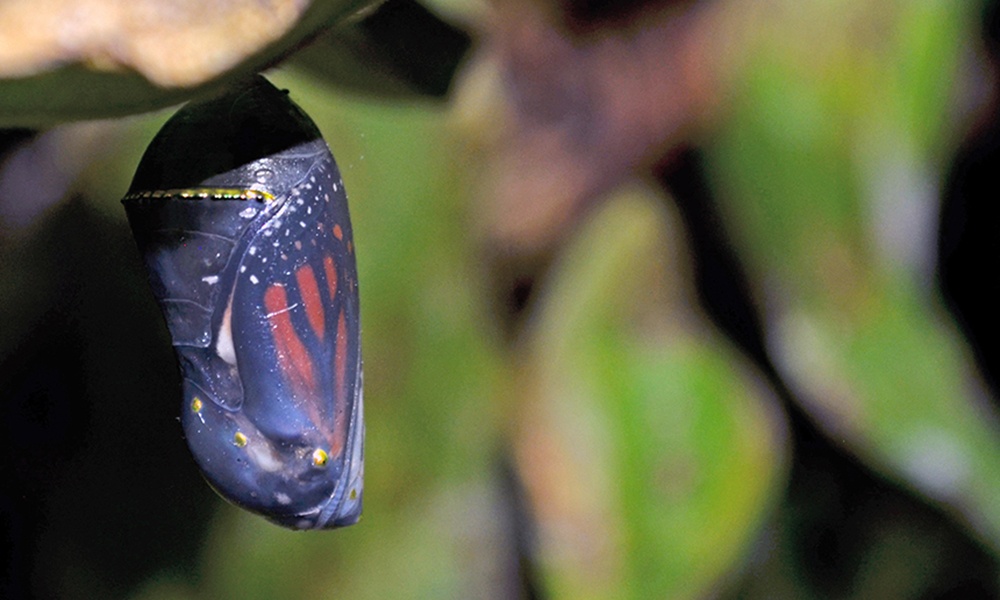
[{"left": 122, "top": 76, "right": 363, "bottom": 530}]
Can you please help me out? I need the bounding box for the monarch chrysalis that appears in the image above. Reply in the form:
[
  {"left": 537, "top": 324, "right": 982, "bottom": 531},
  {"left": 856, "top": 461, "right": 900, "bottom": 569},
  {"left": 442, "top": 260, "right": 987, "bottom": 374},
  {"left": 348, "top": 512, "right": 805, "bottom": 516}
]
[{"left": 122, "top": 76, "right": 363, "bottom": 530}]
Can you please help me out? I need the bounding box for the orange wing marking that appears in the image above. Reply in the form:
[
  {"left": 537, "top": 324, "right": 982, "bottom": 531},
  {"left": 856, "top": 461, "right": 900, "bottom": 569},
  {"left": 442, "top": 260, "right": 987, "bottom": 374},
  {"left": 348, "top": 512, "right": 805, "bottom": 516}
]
[
  {"left": 264, "top": 284, "right": 317, "bottom": 397},
  {"left": 295, "top": 265, "right": 325, "bottom": 342},
  {"left": 323, "top": 255, "right": 338, "bottom": 302},
  {"left": 331, "top": 309, "right": 349, "bottom": 456}
]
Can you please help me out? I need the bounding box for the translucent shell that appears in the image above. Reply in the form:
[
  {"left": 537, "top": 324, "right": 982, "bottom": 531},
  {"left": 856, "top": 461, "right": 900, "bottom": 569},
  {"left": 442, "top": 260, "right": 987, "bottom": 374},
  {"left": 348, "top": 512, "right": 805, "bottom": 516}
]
[{"left": 122, "top": 77, "right": 363, "bottom": 530}]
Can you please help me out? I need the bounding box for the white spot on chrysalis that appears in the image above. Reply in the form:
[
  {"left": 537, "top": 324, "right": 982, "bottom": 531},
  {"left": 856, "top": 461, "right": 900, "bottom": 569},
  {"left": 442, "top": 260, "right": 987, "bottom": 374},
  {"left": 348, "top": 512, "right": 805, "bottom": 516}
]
[
  {"left": 249, "top": 275, "right": 259, "bottom": 284},
  {"left": 201, "top": 275, "right": 218, "bottom": 285},
  {"left": 216, "top": 295, "right": 237, "bottom": 366},
  {"left": 246, "top": 440, "right": 283, "bottom": 472}
]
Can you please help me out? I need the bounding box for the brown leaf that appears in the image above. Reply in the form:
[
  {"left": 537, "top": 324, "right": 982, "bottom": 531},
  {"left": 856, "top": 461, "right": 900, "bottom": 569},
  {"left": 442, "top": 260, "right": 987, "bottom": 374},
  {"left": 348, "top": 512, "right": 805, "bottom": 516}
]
[
  {"left": 0, "top": 0, "right": 314, "bottom": 86},
  {"left": 477, "top": 0, "right": 732, "bottom": 254}
]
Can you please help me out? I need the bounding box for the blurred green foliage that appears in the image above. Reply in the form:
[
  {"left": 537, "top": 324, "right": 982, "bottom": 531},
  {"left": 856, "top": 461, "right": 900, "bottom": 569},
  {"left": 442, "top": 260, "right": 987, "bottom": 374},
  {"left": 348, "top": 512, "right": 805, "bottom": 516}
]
[
  {"left": 516, "top": 191, "right": 783, "bottom": 598},
  {"left": 708, "top": 0, "right": 1000, "bottom": 548}
]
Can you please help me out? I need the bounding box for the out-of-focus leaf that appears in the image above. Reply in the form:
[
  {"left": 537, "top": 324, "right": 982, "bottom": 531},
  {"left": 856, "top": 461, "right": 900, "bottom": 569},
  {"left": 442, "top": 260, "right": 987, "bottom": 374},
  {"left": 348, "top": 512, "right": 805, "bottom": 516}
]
[
  {"left": 292, "top": 0, "right": 473, "bottom": 99},
  {"left": 514, "top": 187, "right": 785, "bottom": 599},
  {"left": 0, "top": 122, "right": 132, "bottom": 358},
  {"left": 0, "top": 122, "right": 125, "bottom": 234},
  {"left": 706, "top": 0, "right": 1000, "bottom": 550},
  {"left": 472, "top": 0, "right": 721, "bottom": 257},
  {"left": 0, "top": 0, "right": 378, "bottom": 126}
]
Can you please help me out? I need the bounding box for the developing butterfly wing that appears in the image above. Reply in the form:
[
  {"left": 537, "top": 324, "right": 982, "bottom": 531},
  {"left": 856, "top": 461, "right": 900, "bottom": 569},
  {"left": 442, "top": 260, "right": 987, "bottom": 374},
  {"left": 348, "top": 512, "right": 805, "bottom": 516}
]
[{"left": 219, "top": 140, "right": 363, "bottom": 529}]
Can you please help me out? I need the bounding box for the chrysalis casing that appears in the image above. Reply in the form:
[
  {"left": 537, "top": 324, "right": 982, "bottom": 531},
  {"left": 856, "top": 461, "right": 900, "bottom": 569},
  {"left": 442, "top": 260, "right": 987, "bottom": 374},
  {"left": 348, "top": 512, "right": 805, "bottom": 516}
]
[{"left": 122, "top": 76, "right": 363, "bottom": 530}]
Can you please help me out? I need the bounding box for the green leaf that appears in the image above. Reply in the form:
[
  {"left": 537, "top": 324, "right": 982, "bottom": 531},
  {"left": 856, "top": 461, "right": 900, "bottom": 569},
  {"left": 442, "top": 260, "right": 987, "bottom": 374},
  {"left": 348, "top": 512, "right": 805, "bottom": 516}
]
[
  {"left": 519, "top": 187, "right": 785, "bottom": 599},
  {"left": 705, "top": 0, "right": 1000, "bottom": 552}
]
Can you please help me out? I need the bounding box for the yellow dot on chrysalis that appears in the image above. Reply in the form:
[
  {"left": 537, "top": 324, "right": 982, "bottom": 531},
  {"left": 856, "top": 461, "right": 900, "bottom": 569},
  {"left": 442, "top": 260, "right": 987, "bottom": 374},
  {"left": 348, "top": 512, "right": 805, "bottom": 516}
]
[
  {"left": 349, "top": 488, "right": 357, "bottom": 500},
  {"left": 312, "top": 448, "right": 329, "bottom": 467},
  {"left": 191, "top": 397, "right": 203, "bottom": 413},
  {"left": 233, "top": 431, "right": 248, "bottom": 447}
]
